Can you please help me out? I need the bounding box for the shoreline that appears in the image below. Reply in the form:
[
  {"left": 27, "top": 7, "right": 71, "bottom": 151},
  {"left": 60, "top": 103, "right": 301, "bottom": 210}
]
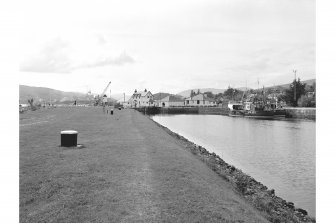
[
  {"left": 135, "top": 107, "right": 316, "bottom": 120},
  {"left": 147, "top": 114, "right": 315, "bottom": 223}
]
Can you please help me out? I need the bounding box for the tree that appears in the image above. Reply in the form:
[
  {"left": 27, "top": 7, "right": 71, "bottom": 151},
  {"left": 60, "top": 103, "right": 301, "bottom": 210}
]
[
  {"left": 306, "top": 82, "right": 316, "bottom": 97},
  {"left": 284, "top": 78, "right": 306, "bottom": 107},
  {"left": 27, "top": 98, "right": 34, "bottom": 107},
  {"left": 298, "top": 95, "right": 315, "bottom": 107},
  {"left": 223, "top": 87, "right": 243, "bottom": 100},
  {"left": 267, "top": 87, "right": 277, "bottom": 94},
  {"left": 204, "top": 91, "right": 214, "bottom": 98},
  {"left": 223, "top": 87, "right": 234, "bottom": 97},
  {"left": 214, "top": 93, "right": 224, "bottom": 104},
  {"left": 215, "top": 92, "right": 224, "bottom": 99},
  {"left": 299, "top": 81, "right": 315, "bottom": 107},
  {"left": 27, "top": 98, "right": 37, "bottom": 111},
  {"left": 248, "top": 89, "right": 256, "bottom": 94},
  {"left": 276, "top": 93, "right": 286, "bottom": 103}
]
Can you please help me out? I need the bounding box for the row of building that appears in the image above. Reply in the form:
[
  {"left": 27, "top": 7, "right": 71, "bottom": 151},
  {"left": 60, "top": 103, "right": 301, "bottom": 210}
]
[{"left": 126, "top": 89, "right": 217, "bottom": 108}]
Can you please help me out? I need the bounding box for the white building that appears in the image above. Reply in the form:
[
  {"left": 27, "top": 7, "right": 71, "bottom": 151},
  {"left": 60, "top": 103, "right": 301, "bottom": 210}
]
[
  {"left": 184, "top": 93, "right": 216, "bottom": 107},
  {"left": 129, "top": 89, "right": 154, "bottom": 108},
  {"left": 158, "top": 95, "right": 184, "bottom": 107}
]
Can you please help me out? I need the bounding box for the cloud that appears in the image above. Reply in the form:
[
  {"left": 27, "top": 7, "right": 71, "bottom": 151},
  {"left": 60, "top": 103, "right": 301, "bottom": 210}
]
[
  {"left": 20, "top": 38, "right": 73, "bottom": 73},
  {"left": 78, "top": 51, "right": 135, "bottom": 69},
  {"left": 20, "top": 37, "right": 135, "bottom": 73}
]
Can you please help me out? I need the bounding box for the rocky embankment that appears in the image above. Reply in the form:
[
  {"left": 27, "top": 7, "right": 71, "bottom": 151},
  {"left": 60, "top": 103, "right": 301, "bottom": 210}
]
[{"left": 151, "top": 119, "right": 315, "bottom": 223}]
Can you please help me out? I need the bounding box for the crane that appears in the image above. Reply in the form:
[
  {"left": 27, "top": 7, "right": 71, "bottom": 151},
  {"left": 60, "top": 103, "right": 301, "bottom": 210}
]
[
  {"left": 94, "top": 81, "right": 111, "bottom": 106},
  {"left": 101, "top": 81, "right": 111, "bottom": 97}
]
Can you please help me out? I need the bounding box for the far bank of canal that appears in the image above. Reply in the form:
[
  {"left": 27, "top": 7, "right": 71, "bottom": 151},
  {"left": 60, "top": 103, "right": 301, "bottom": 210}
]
[{"left": 151, "top": 114, "right": 316, "bottom": 217}]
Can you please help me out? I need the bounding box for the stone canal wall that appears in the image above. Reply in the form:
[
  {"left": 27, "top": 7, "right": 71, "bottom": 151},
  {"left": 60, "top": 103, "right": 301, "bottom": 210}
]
[
  {"left": 135, "top": 106, "right": 199, "bottom": 115},
  {"left": 135, "top": 106, "right": 229, "bottom": 115},
  {"left": 285, "top": 107, "right": 316, "bottom": 120}
]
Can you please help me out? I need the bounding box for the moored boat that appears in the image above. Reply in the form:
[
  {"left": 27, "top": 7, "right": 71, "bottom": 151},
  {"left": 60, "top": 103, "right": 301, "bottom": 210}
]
[
  {"left": 242, "top": 101, "right": 274, "bottom": 118},
  {"left": 229, "top": 100, "right": 286, "bottom": 119},
  {"left": 227, "top": 84, "right": 286, "bottom": 119},
  {"left": 228, "top": 101, "right": 244, "bottom": 117},
  {"left": 273, "top": 108, "right": 286, "bottom": 117}
]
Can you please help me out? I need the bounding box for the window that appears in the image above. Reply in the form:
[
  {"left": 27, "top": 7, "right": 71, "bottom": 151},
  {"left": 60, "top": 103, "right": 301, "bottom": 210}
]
[{"left": 197, "top": 100, "right": 200, "bottom": 104}]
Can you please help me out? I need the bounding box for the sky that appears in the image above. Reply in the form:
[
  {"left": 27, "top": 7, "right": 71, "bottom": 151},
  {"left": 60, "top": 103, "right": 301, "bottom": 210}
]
[{"left": 19, "top": 0, "right": 315, "bottom": 95}]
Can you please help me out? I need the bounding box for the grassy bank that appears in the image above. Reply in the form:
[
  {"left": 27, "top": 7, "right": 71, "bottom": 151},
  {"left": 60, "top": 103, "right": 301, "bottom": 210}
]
[{"left": 20, "top": 107, "right": 269, "bottom": 222}]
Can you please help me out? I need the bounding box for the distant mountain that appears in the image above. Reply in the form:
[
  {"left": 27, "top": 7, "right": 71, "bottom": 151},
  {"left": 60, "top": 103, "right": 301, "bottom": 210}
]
[
  {"left": 176, "top": 79, "right": 315, "bottom": 97},
  {"left": 177, "top": 88, "right": 226, "bottom": 98},
  {"left": 264, "top": 79, "right": 315, "bottom": 91},
  {"left": 110, "top": 93, "right": 131, "bottom": 102},
  {"left": 153, "top": 92, "right": 173, "bottom": 100},
  {"left": 236, "top": 87, "right": 252, "bottom": 91},
  {"left": 19, "top": 85, "right": 117, "bottom": 104},
  {"left": 302, "top": 78, "right": 316, "bottom": 86},
  {"left": 115, "top": 95, "right": 131, "bottom": 103}
]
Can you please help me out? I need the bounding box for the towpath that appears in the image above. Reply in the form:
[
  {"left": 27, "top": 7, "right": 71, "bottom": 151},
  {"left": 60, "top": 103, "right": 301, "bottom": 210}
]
[{"left": 20, "top": 107, "right": 269, "bottom": 222}]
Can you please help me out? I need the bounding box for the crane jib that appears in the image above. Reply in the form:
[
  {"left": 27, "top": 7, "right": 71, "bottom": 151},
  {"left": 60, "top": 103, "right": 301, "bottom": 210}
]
[{"left": 100, "top": 81, "right": 111, "bottom": 97}]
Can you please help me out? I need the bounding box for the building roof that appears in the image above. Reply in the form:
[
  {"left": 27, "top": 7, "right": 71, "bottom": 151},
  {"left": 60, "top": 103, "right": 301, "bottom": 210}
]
[
  {"left": 132, "top": 90, "right": 152, "bottom": 98},
  {"left": 185, "top": 93, "right": 215, "bottom": 102},
  {"left": 161, "top": 95, "right": 184, "bottom": 102}
]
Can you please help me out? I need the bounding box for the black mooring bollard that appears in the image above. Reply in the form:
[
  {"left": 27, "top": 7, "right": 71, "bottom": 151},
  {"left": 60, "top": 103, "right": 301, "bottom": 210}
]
[
  {"left": 111, "top": 110, "right": 113, "bottom": 115},
  {"left": 60, "top": 130, "right": 78, "bottom": 147}
]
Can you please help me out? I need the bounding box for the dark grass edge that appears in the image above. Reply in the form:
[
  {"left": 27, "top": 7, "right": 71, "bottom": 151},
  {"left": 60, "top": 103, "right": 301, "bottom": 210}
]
[{"left": 144, "top": 113, "right": 315, "bottom": 223}]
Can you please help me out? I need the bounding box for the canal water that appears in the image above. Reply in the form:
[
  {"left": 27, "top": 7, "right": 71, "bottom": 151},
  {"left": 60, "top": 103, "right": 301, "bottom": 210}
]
[{"left": 152, "top": 114, "right": 316, "bottom": 216}]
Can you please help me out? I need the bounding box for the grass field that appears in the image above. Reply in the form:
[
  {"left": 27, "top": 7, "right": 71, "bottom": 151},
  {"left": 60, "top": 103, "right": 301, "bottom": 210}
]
[{"left": 20, "top": 107, "right": 269, "bottom": 222}]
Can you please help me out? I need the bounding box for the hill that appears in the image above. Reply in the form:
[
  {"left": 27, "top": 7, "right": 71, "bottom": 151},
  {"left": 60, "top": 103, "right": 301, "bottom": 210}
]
[
  {"left": 237, "top": 87, "right": 252, "bottom": 91},
  {"left": 115, "top": 95, "right": 131, "bottom": 103},
  {"left": 177, "top": 88, "right": 226, "bottom": 98},
  {"left": 176, "top": 79, "right": 315, "bottom": 97},
  {"left": 264, "top": 79, "right": 315, "bottom": 91},
  {"left": 19, "top": 85, "right": 117, "bottom": 104},
  {"left": 153, "top": 92, "right": 173, "bottom": 100},
  {"left": 110, "top": 93, "right": 131, "bottom": 102}
]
